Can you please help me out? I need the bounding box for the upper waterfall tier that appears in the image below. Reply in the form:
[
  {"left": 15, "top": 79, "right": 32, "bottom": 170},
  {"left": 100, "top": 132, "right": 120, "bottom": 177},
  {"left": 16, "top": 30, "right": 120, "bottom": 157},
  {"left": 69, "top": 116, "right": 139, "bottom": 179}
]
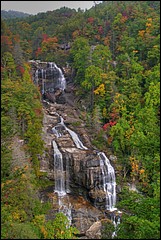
[{"left": 30, "top": 60, "right": 66, "bottom": 94}]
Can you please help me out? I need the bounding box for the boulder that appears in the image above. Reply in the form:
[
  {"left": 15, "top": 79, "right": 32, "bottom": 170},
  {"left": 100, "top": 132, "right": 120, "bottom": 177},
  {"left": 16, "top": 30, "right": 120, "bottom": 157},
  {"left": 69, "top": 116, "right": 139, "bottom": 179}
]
[{"left": 85, "top": 221, "right": 102, "bottom": 239}]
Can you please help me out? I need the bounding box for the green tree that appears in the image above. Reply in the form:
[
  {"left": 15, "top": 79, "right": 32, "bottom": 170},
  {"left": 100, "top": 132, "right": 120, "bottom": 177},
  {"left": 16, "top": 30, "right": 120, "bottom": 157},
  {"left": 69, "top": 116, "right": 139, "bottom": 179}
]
[
  {"left": 70, "top": 37, "right": 90, "bottom": 84},
  {"left": 82, "top": 65, "right": 103, "bottom": 111},
  {"left": 116, "top": 188, "right": 160, "bottom": 239},
  {"left": 91, "top": 44, "right": 112, "bottom": 73},
  {"left": 32, "top": 212, "right": 79, "bottom": 239}
]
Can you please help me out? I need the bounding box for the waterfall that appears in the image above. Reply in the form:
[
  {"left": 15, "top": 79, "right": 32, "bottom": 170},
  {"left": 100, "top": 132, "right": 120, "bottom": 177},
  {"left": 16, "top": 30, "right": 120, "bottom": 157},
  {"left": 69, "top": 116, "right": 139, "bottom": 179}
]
[
  {"left": 31, "top": 60, "right": 121, "bottom": 237},
  {"left": 65, "top": 155, "right": 70, "bottom": 193},
  {"left": 111, "top": 211, "right": 121, "bottom": 239},
  {"left": 52, "top": 140, "right": 66, "bottom": 196},
  {"left": 97, "top": 152, "right": 121, "bottom": 238},
  {"left": 33, "top": 61, "right": 66, "bottom": 94},
  {"left": 48, "top": 62, "right": 54, "bottom": 69},
  {"left": 47, "top": 62, "right": 66, "bottom": 91},
  {"left": 52, "top": 116, "right": 88, "bottom": 150},
  {"left": 98, "top": 152, "right": 117, "bottom": 211},
  {"left": 52, "top": 114, "right": 117, "bottom": 210},
  {"left": 41, "top": 69, "right": 45, "bottom": 95},
  {"left": 52, "top": 114, "right": 120, "bottom": 235},
  {"left": 65, "top": 126, "right": 88, "bottom": 150},
  {"left": 35, "top": 69, "right": 39, "bottom": 86},
  {"left": 58, "top": 196, "right": 72, "bottom": 226},
  {"left": 53, "top": 63, "right": 66, "bottom": 91},
  {"left": 52, "top": 117, "right": 73, "bottom": 224}
]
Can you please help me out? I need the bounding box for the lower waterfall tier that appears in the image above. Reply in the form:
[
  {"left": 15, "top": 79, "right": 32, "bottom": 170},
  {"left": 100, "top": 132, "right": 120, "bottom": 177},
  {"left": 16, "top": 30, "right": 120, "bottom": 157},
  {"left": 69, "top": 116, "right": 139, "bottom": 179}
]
[{"left": 41, "top": 101, "right": 118, "bottom": 212}]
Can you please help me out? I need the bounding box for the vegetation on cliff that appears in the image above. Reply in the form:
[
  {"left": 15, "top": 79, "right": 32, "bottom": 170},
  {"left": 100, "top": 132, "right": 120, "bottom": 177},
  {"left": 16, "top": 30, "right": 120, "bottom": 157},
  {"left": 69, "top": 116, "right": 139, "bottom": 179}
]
[{"left": 1, "top": 20, "right": 78, "bottom": 239}]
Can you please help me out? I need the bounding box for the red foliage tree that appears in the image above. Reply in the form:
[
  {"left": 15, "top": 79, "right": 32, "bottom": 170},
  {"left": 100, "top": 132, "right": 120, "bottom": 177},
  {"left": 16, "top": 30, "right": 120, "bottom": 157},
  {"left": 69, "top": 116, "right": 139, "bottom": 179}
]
[
  {"left": 42, "top": 34, "right": 48, "bottom": 41},
  {"left": 87, "top": 17, "right": 94, "bottom": 24},
  {"left": 98, "top": 25, "right": 104, "bottom": 35},
  {"left": 35, "top": 47, "right": 42, "bottom": 57}
]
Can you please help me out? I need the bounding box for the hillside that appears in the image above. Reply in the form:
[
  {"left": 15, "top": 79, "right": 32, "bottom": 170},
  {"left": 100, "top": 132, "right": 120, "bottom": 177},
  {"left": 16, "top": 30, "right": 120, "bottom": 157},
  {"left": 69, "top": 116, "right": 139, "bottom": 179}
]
[{"left": 1, "top": 10, "right": 32, "bottom": 19}]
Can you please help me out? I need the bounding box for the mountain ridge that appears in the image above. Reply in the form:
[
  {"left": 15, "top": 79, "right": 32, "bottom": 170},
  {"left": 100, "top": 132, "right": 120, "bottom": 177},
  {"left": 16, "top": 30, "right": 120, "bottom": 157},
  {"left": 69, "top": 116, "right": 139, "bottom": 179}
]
[{"left": 1, "top": 10, "right": 32, "bottom": 19}]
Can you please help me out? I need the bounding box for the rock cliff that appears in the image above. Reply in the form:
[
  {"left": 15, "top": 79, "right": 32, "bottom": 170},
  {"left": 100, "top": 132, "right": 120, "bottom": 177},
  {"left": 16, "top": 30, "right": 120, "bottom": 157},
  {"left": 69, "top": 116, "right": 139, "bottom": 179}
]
[{"left": 30, "top": 60, "right": 120, "bottom": 238}]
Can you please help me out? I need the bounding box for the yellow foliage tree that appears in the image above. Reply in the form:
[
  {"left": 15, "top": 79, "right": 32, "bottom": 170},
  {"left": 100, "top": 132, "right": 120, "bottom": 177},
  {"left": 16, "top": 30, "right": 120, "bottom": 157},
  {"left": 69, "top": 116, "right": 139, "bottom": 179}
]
[{"left": 94, "top": 83, "right": 105, "bottom": 96}]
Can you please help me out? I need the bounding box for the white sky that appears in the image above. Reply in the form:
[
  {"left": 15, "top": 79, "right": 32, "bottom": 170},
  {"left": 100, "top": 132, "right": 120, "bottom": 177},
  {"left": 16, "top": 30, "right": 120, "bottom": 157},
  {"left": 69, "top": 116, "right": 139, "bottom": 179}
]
[{"left": 1, "top": 1, "right": 97, "bottom": 15}]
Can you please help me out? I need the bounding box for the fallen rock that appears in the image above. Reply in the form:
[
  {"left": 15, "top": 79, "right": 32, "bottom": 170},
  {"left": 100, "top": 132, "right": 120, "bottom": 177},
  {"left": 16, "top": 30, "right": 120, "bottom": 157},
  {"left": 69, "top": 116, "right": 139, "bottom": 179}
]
[{"left": 85, "top": 221, "right": 102, "bottom": 239}]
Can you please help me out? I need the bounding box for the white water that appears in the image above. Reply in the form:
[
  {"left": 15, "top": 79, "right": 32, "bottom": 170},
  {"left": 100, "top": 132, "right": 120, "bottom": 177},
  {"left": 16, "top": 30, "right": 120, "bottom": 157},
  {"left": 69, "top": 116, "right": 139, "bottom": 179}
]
[
  {"left": 52, "top": 114, "right": 117, "bottom": 210},
  {"left": 38, "top": 62, "right": 120, "bottom": 233},
  {"left": 53, "top": 63, "right": 66, "bottom": 91},
  {"left": 52, "top": 114, "right": 89, "bottom": 225},
  {"left": 52, "top": 140, "right": 66, "bottom": 196},
  {"left": 34, "top": 61, "right": 66, "bottom": 93},
  {"left": 35, "top": 69, "right": 39, "bottom": 86},
  {"left": 52, "top": 135, "right": 72, "bottom": 224},
  {"left": 47, "top": 62, "right": 66, "bottom": 90},
  {"left": 98, "top": 152, "right": 116, "bottom": 211},
  {"left": 33, "top": 61, "right": 120, "bottom": 231},
  {"left": 52, "top": 116, "right": 88, "bottom": 150},
  {"left": 41, "top": 69, "right": 45, "bottom": 94},
  {"left": 58, "top": 196, "right": 72, "bottom": 226},
  {"left": 65, "top": 126, "right": 88, "bottom": 150},
  {"left": 111, "top": 213, "right": 121, "bottom": 238},
  {"left": 97, "top": 153, "right": 121, "bottom": 238},
  {"left": 52, "top": 118, "right": 120, "bottom": 235},
  {"left": 98, "top": 152, "right": 120, "bottom": 238}
]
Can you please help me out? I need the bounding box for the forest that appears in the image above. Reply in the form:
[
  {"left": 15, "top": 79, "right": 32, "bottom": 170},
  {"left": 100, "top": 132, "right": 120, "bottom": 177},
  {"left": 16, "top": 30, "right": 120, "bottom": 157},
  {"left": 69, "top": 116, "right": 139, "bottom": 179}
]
[
  {"left": 1, "top": 1, "right": 160, "bottom": 239},
  {"left": 1, "top": 10, "right": 31, "bottom": 19}
]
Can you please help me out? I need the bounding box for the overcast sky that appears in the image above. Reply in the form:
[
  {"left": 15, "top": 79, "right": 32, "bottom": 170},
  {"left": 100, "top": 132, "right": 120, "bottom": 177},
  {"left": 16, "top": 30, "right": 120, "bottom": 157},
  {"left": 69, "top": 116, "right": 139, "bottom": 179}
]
[{"left": 1, "top": 1, "right": 98, "bottom": 15}]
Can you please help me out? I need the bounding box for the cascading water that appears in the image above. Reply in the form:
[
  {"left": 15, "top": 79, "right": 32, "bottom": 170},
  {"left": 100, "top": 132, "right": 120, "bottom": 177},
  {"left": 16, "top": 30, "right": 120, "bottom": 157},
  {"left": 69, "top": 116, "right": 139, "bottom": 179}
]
[
  {"left": 53, "top": 63, "right": 66, "bottom": 91},
  {"left": 98, "top": 152, "right": 116, "bottom": 211},
  {"left": 97, "top": 152, "right": 121, "bottom": 238},
  {"left": 52, "top": 116, "right": 72, "bottom": 194},
  {"left": 52, "top": 114, "right": 117, "bottom": 211},
  {"left": 52, "top": 113, "right": 88, "bottom": 193},
  {"left": 33, "top": 61, "right": 66, "bottom": 94},
  {"left": 41, "top": 69, "right": 45, "bottom": 95},
  {"left": 52, "top": 114, "right": 120, "bottom": 234},
  {"left": 52, "top": 113, "right": 89, "bottom": 224},
  {"left": 111, "top": 213, "right": 121, "bottom": 238},
  {"left": 35, "top": 69, "right": 39, "bottom": 86},
  {"left": 32, "top": 60, "right": 121, "bottom": 236},
  {"left": 58, "top": 196, "right": 72, "bottom": 226},
  {"left": 62, "top": 117, "right": 87, "bottom": 150},
  {"left": 52, "top": 139, "right": 72, "bottom": 224},
  {"left": 52, "top": 140, "right": 66, "bottom": 196}
]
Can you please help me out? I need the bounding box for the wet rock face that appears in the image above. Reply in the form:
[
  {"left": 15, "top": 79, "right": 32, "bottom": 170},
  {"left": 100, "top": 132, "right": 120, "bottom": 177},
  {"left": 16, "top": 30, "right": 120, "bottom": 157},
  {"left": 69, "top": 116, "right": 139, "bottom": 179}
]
[
  {"left": 30, "top": 61, "right": 67, "bottom": 100},
  {"left": 41, "top": 104, "right": 110, "bottom": 210},
  {"left": 40, "top": 190, "right": 105, "bottom": 238},
  {"left": 45, "top": 92, "right": 56, "bottom": 103},
  {"left": 32, "top": 61, "right": 119, "bottom": 238}
]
